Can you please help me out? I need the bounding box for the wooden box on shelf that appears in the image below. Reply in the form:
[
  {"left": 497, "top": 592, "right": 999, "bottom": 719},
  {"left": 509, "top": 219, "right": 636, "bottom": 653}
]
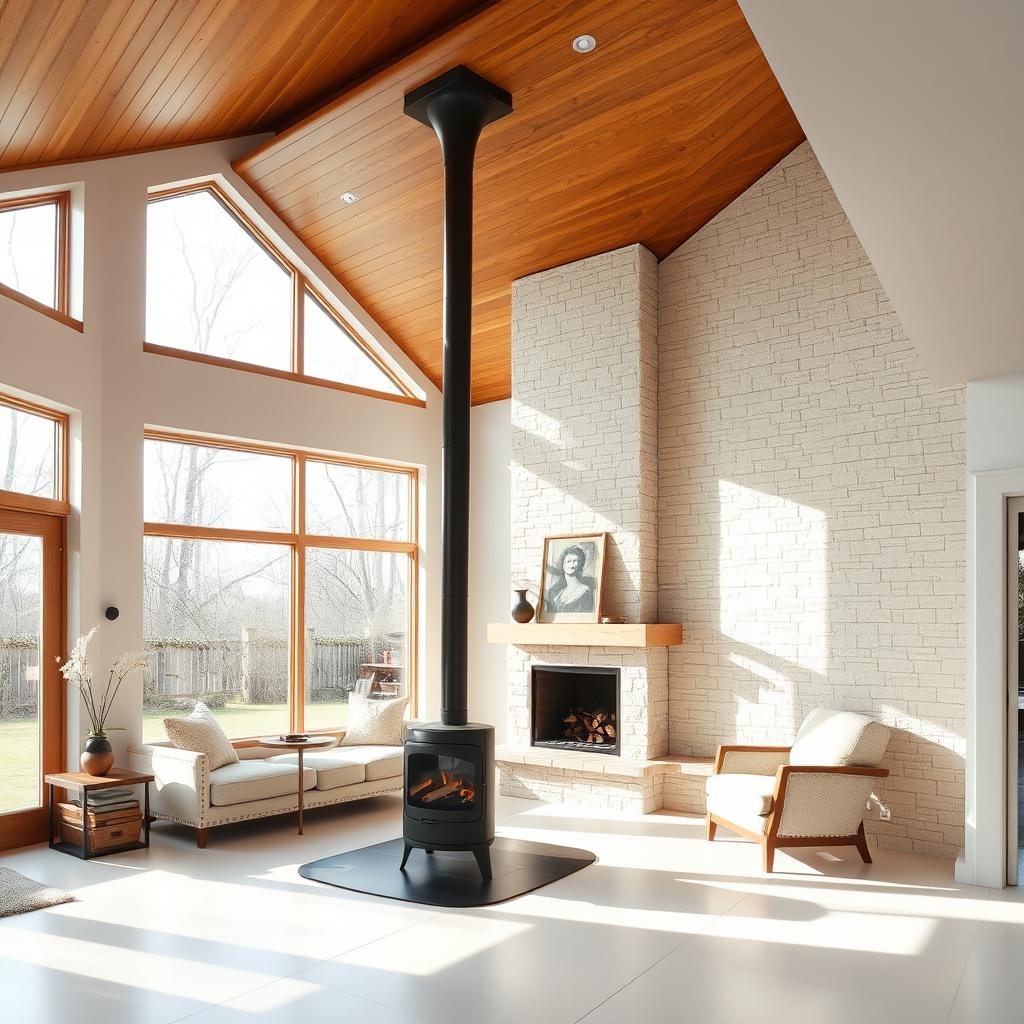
[
  {"left": 57, "top": 801, "right": 143, "bottom": 853},
  {"left": 46, "top": 768, "right": 154, "bottom": 860}
]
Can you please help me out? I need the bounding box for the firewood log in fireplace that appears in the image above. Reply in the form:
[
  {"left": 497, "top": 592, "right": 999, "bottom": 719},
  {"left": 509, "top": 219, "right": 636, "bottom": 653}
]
[{"left": 559, "top": 706, "right": 617, "bottom": 745}]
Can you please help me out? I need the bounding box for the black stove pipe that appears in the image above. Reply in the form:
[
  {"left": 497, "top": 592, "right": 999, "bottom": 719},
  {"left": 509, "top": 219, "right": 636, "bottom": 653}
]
[{"left": 404, "top": 67, "right": 512, "bottom": 727}]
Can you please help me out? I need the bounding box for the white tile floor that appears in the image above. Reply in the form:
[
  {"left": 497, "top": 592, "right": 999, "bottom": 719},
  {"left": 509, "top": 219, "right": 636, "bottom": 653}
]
[{"left": 1, "top": 794, "right": 1020, "bottom": 1024}]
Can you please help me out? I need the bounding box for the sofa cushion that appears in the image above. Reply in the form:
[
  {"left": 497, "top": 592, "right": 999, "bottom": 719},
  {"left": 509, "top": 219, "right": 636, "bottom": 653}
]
[
  {"left": 706, "top": 773, "right": 775, "bottom": 819},
  {"left": 209, "top": 760, "right": 316, "bottom": 807},
  {"left": 322, "top": 745, "right": 403, "bottom": 782},
  {"left": 267, "top": 752, "right": 365, "bottom": 792},
  {"left": 789, "top": 708, "right": 890, "bottom": 768},
  {"left": 163, "top": 702, "right": 239, "bottom": 771},
  {"left": 340, "top": 694, "right": 408, "bottom": 747}
]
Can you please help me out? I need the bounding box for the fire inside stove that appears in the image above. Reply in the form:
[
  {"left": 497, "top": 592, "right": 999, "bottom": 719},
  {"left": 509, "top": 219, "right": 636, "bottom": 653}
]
[{"left": 407, "top": 753, "right": 477, "bottom": 811}]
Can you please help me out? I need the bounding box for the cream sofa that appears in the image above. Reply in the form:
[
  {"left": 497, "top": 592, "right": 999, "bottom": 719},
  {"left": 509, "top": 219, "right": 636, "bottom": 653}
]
[{"left": 129, "top": 738, "right": 403, "bottom": 847}]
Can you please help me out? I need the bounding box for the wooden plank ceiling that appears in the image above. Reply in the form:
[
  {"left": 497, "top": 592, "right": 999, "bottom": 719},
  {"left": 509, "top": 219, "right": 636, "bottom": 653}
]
[
  {"left": 235, "top": 0, "right": 805, "bottom": 404},
  {"left": 0, "top": 0, "right": 803, "bottom": 404},
  {"left": 0, "top": 0, "right": 485, "bottom": 168}
]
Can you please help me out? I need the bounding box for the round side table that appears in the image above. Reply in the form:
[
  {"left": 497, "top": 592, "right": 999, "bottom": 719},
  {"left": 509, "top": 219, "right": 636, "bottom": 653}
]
[{"left": 259, "top": 735, "right": 336, "bottom": 835}]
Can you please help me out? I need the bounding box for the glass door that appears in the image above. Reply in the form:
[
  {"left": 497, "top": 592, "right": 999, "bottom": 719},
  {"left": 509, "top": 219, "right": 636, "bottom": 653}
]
[{"left": 0, "top": 510, "right": 63, "bottom": 851}]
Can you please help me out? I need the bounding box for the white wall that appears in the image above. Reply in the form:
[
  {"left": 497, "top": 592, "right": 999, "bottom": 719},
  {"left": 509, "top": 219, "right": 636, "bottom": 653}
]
[
  {"left": 659, "top": 143, "right": 967, "bottom": 858},
  {"left": 966, "top": 375, "right": 1024, "bottom": 474},
  {"left": 739, "top": 1, "right": 1024, "bottom": 387},
  {"left": 468, "top": 400, "right": 511, "bottom": 737},
  {"left": 0, "top": 137, "right": 442, "bottom": 768}
]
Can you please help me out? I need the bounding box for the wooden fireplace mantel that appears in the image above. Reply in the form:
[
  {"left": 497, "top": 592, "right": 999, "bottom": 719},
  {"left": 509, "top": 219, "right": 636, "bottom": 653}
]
[{"left": 486, "top": 623, "right": 683, "bottom": 648}]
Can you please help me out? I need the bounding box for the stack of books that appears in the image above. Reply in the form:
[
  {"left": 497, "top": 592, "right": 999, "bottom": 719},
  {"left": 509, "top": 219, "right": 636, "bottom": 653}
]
[{"left": 59, "top": 788, "right": 143, "bottom": 849}]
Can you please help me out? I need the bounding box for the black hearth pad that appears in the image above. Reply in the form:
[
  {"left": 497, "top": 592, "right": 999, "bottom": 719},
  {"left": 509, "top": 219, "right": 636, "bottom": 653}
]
[{"left": 299, "top": 837, "right": 596, "bottom": 908}]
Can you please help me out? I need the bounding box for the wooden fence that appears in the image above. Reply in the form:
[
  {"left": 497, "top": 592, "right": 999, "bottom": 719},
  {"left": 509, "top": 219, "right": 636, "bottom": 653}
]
[
  {"left": 0, "top": 637, "right": 38, "bottom": 718},
  {"left": 0, "top": 632, "right": 405, "bottom": 719},
  {"left": 143, "top": 632, "right": 405, "bottom": 710}
]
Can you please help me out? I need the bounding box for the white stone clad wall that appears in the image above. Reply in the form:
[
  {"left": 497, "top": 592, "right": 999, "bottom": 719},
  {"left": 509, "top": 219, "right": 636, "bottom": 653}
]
[
  {"left": 511, "top": 243, "right": 659, "bottom": 624},
  {"left": 658, "top": 143, "right": 966, "bottom": 858}
]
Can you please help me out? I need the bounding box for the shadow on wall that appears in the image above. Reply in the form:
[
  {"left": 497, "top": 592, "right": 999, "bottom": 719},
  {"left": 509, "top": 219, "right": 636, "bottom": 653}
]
[{"left": 667, "top": 477, "right": 964, "bottom": 859}]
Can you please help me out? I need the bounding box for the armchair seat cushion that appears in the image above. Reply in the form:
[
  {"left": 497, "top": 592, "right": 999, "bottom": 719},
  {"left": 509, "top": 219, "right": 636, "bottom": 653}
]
[
  {"left": 209, "top": 760, "right": 316, "bottom": 807},
  {"left": 267, "top": 752, "right": 366, "bottom": 791},
  {"left": 706, "top": 773, "right": 775, "bottom": 836}
]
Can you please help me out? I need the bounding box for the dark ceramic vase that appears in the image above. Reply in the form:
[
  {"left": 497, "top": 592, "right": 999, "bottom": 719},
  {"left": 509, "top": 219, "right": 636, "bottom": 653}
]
[
  {"left": 81, "top": 734, "right": 114, "bottom": 776},
  {"left": 511, "top": 589, "right": 535, "bottom": 624}
]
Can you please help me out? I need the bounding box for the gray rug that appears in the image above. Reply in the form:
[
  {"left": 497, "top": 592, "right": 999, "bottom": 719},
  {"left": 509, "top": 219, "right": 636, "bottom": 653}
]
[{"left": 0, "top": 867, "right": 75, "bottom": 918}]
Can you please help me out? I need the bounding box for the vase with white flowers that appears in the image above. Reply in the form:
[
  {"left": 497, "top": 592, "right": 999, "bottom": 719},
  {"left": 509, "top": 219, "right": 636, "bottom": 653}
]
[{"left": 59, "top": 626, "right": 150, "bottom": 776}]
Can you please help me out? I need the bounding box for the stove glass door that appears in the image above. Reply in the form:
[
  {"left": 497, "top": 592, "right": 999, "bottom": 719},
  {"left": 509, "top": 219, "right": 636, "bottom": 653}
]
[{"left": 407, "top": 752, "right": 478, "bottom": 813}]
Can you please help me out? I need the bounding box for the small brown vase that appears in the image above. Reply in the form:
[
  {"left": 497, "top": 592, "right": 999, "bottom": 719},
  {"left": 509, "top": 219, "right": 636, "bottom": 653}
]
[
  {"left": 81, "top": 734, "right": 114, "bottom": 776},
  {"left": 511, "top": 589, "right": 535, "bottom": 624}
]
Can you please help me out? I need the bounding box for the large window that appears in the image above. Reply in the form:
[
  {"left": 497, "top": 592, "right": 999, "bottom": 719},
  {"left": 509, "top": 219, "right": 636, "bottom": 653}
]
[
  {"left": 142, "top": 433, "right": 417, "bottom": 741},
  {"left": 145, "top": 184, "right": 419, "bottom": 404},
  {"left": 0, "top": 192, "right": 70, "bottom": 317}
]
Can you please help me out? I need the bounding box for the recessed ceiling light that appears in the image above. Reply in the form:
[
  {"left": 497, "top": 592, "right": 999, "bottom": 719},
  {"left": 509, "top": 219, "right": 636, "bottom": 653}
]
[
  {"left": 340, "top": 192, "right": 359, "bottom": 204},
  {"left": 572, "top": 34, "right": 596, "bottom": 53}
]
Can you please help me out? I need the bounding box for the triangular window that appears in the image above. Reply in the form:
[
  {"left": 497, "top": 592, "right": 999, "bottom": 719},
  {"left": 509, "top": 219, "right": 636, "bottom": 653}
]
[
  {"left": 303, "top": 289, "right": 402, "bottom": 396},
  {"left": 145, "top": 183, "right": 416, "bottom": 403}
]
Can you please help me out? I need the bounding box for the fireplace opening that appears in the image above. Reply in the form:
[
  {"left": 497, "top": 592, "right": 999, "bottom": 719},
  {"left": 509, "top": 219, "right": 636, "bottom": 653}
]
[
  {"left": 531, "top": 666, "right": 620, "bottom": 755},
  {"left": 408, "top": 752, "right": 478, "bottom": 811}
]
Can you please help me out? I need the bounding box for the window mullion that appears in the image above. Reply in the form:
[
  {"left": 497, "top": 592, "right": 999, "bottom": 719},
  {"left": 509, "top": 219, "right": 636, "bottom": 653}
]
[
  {"left": 293, "top": 272, "right": 304, "bottom": 376},
  {"left": 292, "top": 454, "right": 306, "bottom": 733}
]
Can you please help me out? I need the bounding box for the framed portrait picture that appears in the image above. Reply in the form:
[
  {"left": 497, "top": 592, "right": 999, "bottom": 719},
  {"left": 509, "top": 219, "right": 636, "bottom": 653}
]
[{"left": 536, "top": 533, "right": 607, "bottom": 624}]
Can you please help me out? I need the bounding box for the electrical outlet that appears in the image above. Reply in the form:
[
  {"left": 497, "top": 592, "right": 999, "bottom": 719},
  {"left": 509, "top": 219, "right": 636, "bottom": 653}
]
[{"left": 879, "top": 806, "right": 892, "bottom": 822}]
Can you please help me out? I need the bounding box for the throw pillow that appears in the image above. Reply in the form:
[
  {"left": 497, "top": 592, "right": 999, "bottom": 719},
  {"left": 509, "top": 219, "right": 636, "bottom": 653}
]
[
  {"left": 163, "top": 701, "right": 239, "bottom": 770},
  {"left": 340, "top": 693, "right": 409, "bottom": 747}
]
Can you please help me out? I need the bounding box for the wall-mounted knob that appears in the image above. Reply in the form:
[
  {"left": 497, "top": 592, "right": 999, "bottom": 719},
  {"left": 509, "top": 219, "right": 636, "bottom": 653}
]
[{"left": 104, "top": 606, "right": 119, "bottom": 621}]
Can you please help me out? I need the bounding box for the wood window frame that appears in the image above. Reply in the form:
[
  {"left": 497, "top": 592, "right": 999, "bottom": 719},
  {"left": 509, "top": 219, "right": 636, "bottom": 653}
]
[
  {"left": 0, "top": 393, "right": 71, "bottom": 518},
  {"left": 0, "top": 191, "right": 80, "bottom": 332},
  {"left": 0, "top": 391, "right": 70, "bottom": 848},
  {"left": 144, "top": 182, "right": 423, "bottom": 408},
  {"left": 142, "top": 429, "right": 419, "bottom": 739}
]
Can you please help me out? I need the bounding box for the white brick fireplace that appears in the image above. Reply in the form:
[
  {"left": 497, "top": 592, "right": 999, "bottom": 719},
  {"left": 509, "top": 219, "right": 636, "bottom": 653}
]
[{"left": 496, "top": 244, "right": 698, "bottom": 813}]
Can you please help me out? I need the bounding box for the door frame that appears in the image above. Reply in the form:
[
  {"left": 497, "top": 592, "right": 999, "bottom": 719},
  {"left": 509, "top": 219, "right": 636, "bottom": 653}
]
[
  {"left": 1007, "top": 497, "right": 1024, "bottom": 883},
  {"left": 0, "top": 509, "right": 66, "bottom": 851}
]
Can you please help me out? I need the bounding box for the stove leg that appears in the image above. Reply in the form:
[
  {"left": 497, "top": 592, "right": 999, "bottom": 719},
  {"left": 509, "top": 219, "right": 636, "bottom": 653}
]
[
  {"left": 472, "top": 844, "right": 492, "bottom": 881},
  {"left": 399, "top": 841, "right": 413, "bottom": 872}
]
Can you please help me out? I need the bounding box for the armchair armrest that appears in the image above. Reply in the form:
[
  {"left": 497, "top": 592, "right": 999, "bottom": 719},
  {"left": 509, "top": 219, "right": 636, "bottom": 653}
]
[
  {"left": 128, "top": 742, "right": 210, "bottom": 826},
  {"left": 771, "top": 764, "right": 889, "bottom": 839},
  {"left": 714, "top": 745, "right": 791, "bottom": 776}
]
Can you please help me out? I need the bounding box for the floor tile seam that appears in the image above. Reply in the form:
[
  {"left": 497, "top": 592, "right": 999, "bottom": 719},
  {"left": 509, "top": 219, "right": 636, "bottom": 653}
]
[
  {"left": 944, "top": 883, "right": 997, "bottom": 1024},
  {"left": 569, "top": 880, "right": 758, "bottom": 1023}
]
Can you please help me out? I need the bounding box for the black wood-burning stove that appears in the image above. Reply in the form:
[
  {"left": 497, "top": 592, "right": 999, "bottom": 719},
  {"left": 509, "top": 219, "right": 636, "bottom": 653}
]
[
  {"left": 298, "top": 66, "right": 596, "bottom": 905},
  {"left": 398, "top": 67, "right": 512, "bottom": 880}
]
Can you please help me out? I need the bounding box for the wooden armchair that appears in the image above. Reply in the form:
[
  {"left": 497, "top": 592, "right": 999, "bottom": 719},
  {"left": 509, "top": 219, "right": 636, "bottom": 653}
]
[{"left": 705, "top": 709, "right": 890, "bottom": 872}]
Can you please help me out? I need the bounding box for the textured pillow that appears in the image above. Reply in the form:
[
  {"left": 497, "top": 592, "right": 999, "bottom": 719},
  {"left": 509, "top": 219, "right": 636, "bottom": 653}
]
[
  {"left": 340, "top": 694, "right": 408, "bottom": 747},
  {"left": 163, "top": 701, "right": 239, "bottom": 770},
  {"left": 789, "top": 708, "right": 890, "bottom": 768}
]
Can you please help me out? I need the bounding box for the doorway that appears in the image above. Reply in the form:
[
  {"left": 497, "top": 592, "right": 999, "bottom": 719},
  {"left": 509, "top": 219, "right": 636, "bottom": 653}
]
[{"left": 0, "top": 509, "right": 64, "bottom": 852}]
